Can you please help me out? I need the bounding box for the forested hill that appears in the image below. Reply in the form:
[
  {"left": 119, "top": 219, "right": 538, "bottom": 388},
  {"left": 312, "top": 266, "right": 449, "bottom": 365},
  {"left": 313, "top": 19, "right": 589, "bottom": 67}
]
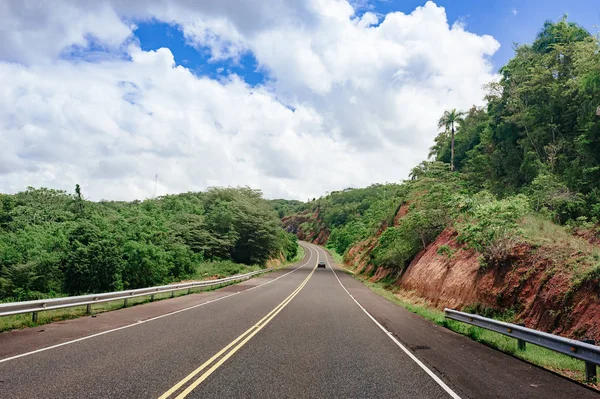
[
  {"left": 280, "top": 18, "right": 600, "bottom": 340},
  {"left": 429, "top": 17, "right": 600, "bottom": 207},
  {"left": 284, "top": 17, "right": 600, "bottom": 258},
  {"left": 0, "top": 187, "right": 297, "bottom": 300}
]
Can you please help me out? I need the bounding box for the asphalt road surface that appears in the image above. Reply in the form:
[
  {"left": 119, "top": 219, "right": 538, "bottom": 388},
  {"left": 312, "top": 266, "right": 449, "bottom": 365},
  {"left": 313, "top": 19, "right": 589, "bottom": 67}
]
[{"left": 0, "top": 243, "right": 597, "bottom": 398}]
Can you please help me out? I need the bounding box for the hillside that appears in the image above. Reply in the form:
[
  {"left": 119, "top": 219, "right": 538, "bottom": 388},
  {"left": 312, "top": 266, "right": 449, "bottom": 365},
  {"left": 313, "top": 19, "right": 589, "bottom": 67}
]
[{"left": 281, "top": 18, "right": 600, "bottom": 341}]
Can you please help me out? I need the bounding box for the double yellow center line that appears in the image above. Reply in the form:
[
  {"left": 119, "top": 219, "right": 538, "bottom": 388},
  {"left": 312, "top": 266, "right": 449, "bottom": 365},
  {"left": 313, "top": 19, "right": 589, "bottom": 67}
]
[{"left": 158, "top": 255, "right": 318, "bottom": 399}]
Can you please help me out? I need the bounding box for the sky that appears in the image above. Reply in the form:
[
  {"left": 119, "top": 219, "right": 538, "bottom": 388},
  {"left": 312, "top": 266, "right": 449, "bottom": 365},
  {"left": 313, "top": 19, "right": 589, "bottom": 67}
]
[{"left": 1, "top": 0, "right": 598, "bottom": 201}]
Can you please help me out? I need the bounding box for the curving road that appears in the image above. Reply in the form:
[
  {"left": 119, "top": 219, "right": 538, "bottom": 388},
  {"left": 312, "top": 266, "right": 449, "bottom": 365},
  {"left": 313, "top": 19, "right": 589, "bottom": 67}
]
[{"left": 0, "top": 243, "right": 597, "bottom": 398}]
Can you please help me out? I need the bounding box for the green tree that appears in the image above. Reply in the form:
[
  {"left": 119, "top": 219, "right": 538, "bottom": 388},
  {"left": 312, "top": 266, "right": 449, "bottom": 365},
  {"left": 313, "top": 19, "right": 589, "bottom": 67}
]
[
  {"left": 532, "top": 15, "right": 591, "bottom": 54},
  {"left": 64, "top": 222, "right": 124, "bottom": 294},
  {"left": 122, "top": 241, "right": 170, "bottom": 289},
  {"left": 437, "top": 109, "right": 465, "bottom": 171},
  {"left": 0, "top": 185, "right": 298, "bottom": 299}
]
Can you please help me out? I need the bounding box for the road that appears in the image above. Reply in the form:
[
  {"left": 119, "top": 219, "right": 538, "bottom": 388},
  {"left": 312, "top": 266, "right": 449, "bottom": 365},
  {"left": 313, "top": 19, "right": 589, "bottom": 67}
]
[{"left": 0, "top": 243, "right": 597, "bottom": 398}]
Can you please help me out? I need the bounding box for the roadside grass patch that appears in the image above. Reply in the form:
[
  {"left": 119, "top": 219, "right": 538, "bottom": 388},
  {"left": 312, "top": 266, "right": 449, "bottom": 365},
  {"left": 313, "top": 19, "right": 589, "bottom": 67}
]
[
  {"left": 325, "top": 245, "right": 344, "bottom": 265},
  {"left": 188, "top": 260, "right": 262, "bottom": 280},
  {"left": 521, "top": 215, "right": 591, "bottom": 251},
  {"left": 521, "top": 215, "right": 600, "bottom": 283}
]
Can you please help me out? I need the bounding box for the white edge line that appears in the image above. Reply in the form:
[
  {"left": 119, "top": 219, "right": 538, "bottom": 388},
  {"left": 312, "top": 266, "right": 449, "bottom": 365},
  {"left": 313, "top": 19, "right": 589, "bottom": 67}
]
[
  {"left": 0, "top": 246, "right": 314, "bottom": 364},
  {"left": 310, "top": 243, "right": 462, "bottom": 399}
]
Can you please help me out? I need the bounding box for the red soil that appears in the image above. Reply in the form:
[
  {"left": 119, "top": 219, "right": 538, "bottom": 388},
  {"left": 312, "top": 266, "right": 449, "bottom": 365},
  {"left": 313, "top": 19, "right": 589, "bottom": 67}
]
[
  {"left": 393, "top": 203, "right": 409, "bottom": 226},
  {"left": 397, "top": 228, "right": 600, "bottom": 340}
]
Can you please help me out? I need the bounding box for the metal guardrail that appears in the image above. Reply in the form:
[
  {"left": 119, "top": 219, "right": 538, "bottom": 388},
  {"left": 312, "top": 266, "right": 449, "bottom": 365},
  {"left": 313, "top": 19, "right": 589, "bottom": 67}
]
[
  {"left": 0, "top": 269, "right": 270, "bottom": 322},
  {"left": 445, "top": 308, "right": 600, "bottom": 382}
]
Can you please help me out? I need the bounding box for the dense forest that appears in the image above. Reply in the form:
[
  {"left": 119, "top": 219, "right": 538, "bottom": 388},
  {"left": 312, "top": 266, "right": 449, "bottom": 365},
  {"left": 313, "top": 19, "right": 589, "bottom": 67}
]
[
  {"left": 283, "top": 17, "right": 600, "bottom": 284},
  {"left": 430, "top": 17, "right": 600, "bottom": 214},
  {"left": 0, "top": 187, "right": 298, "bottom": 300}
]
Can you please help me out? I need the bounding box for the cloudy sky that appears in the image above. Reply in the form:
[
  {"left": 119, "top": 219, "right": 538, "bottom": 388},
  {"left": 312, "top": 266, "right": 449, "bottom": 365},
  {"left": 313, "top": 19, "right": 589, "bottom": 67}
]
[{"left": 1, "top": 0, "right": 598, "bottom": 201}]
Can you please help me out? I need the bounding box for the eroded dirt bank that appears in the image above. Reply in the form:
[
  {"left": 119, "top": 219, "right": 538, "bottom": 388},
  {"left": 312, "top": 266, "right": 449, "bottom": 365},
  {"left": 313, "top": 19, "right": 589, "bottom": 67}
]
[
  {"left": 288, "top": 206, "right": 600, "bottom": 341},
  {"left": 357, "top": 227, "right": 600, "bottom": 341}
]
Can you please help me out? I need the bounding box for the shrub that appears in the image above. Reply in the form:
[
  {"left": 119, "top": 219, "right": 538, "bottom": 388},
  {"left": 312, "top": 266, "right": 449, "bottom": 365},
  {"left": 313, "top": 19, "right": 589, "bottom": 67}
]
[
  {"left": 280, "top": 231, "right": 299, "bottom": 261},
  {"left": 456, "top": 195, "right": 530, "bottom": 265},
  {"left": 370, "top": 222, "right": 422, "bottom": 271},
  {"left": 437, "top": 244, "right": 455, "bottom": 260},
  {"left": 527, "top": 172, "right": 586, "bottom": 224},
  {"left": 328, "top": 221, "right": 368, "bottom": 254}
]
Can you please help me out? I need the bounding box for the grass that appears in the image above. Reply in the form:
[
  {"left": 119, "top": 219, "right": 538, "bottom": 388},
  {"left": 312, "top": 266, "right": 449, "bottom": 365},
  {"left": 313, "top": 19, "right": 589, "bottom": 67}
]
[
  {"left": 187, "top": 260, "right": 262, "bottom": 281},
  {"left": 322, "top": 246, "right": 597, "bottom": 388},
  {"left": 0, "top": 244, "right": 306, "bottom": 333},
  {"left": 326, "top": 245, "right": 344, "bottom": 264},
  {"left": 521, "top": 215, "right": 591, "bottom": 251},
  {"left": 521, "top": 214, "right": 600, "bottom": 283}
]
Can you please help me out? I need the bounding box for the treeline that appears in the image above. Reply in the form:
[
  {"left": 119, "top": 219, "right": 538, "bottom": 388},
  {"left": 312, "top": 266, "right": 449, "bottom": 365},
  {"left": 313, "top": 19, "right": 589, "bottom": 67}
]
[
  {"left": 430, "top": 17, "right": 600, "bottom": 223},
  {"left": 0, "top": 187, "right": 297, "bottom": 300},
  {"left": 284, "top": 18, "right": 600, "bottom": 279}
]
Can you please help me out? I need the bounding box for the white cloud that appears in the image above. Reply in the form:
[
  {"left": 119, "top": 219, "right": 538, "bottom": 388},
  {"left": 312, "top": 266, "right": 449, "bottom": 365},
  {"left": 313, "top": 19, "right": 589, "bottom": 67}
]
[
  {"left": 0, "top": 0, "right": 499, "bottom": 201},
  {"left": 0, "top": 1, "right": 132, "bottom": 64},
  {"left": 511, "top": 8, "right": 518, "bottom": 16},
  {"left": 183, "top": 17, "right": 248, "bottom": 61}
]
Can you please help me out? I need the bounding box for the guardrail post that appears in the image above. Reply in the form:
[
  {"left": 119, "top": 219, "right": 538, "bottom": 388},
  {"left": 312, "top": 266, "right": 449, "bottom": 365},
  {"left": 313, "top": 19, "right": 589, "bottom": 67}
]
[
  {"left": 584, "top": 339, "right": 597, "bottom": 383},
  {"left": 86, "top": 304, "right": 92, "bottom": 314},
  {"left": 171, "top": 291, "right": 175, "bottom": 298},
  {"left": 123, "top": 298, "right": 128, "bottom": 308},
  {"left": 32, "top": 312, "right": 38, "bottom": 323},
  {"left": 151, "top": 294, "right": 155, "bottom": 302},
  {"left": 187, "top": 288, "right": 191, "bottom": 295},
  {"left": 517, "top": 323, "right": 526, "bottom": 351}
]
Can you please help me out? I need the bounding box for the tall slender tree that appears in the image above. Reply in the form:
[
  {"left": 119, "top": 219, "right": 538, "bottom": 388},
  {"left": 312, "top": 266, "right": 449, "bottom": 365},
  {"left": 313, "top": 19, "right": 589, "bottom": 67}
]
[
  {"left": 438, "top": 109, "right": 465, "bottom": 171},
  {"left": 74, "top": 184, "right": 84, "bottom": 214}
]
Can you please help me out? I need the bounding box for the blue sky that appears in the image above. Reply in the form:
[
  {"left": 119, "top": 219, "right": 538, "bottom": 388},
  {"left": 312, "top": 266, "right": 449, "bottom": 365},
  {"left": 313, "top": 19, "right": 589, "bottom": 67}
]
[
  {"left": 134, "top": 0, "right": 599, "bottom": 86},
  {"left": 135, "top": 23, "right": 267, "bottom": 85},
  {"left": 416, "top": 0, "right": 600, "bottom": 69}
]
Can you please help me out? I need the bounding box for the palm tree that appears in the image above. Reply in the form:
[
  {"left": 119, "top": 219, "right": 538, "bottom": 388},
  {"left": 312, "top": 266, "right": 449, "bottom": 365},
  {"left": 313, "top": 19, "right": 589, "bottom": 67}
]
[{"left": 438, "top": 109, "right": 465, "bottom": 171}]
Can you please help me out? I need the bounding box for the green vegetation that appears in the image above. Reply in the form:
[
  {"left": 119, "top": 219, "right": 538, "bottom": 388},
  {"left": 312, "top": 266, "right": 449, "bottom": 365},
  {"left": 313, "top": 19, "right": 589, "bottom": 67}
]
[
  {"left": 291, "top": 244, "right": 306, "bottom": 265},
  {"left": 323, "top": 185, "right": 407, "bottom": 254},
  {"left": 0, "top": 187, "right": 298, "bottom": 301},
  {"left": 281, "top": 17, "right": 600, "bottom": 280},
  {"left": 436, "top": 245, "right": 455, "bottom": 260},
  {"left": 269, "top": 199, "right": 305, "bottom": 219},
  {"left": 328, "top": 247, "right": 344, "bottom": 265},
  {"left": 431, "top": 17, "right": 600, "bottom": 209},
  {"left": 455, "top": 194, "right": 530, "bottom": 266}
]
